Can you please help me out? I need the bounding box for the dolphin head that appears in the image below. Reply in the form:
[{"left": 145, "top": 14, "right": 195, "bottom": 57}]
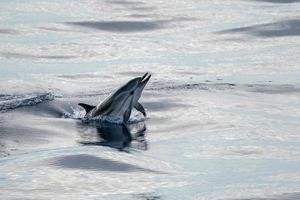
[
  {"left": 132, "top": 72, "right": 151, "bottom": 105},
  {"left": 91, "top": 76, "right": 143, "bottom": 121},
  {"left": 79, "top": 73, "right": 151, "bottom": 123},
  {"left": 102, "top": 73, "right": 151, "bottom": 122},
  {"left": 109, "top": 73, "right": 151, "bottom": 113},
  {"left": 114, "top": 77, "right": 142, "bottom": 96}
]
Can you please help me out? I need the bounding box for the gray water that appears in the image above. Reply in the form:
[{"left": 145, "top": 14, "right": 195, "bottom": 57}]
[{"left": 1, "top": 0, "right": 300, "bottom": 199}]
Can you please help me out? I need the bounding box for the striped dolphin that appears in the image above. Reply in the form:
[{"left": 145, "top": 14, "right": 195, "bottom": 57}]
[{"left": 78, "top": 73, "right": 151, "bottom": 123}]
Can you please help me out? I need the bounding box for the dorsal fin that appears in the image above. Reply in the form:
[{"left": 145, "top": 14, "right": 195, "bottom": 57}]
[{"left": 78, "top": 103, "right": 95, "bottom": 113}]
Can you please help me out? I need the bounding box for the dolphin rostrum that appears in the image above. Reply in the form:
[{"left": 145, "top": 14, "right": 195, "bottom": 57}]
[{"left": 78, "top": 73, "right": 151, "bottom": 123}]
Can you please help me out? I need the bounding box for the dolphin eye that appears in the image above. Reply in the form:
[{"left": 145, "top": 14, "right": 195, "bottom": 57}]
[{"left": 130, "top": 91, "right": 134, "bottom": 95}]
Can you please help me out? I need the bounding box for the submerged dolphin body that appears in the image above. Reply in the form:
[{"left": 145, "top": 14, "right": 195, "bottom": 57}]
[{"left": 78, "top": 73, "right": 151, "bottom": 123}]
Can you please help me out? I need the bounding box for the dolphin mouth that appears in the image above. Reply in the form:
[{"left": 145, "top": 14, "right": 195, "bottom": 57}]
[{"left": 139, "top": 72, "right": 151, "bottom": 88}]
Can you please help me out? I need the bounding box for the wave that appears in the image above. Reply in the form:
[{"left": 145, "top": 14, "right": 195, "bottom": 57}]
[
  {"left": 1, "top": 81, "right": 298, "bottom": 113},
  {"left": 0, "top": 92, "right": 54, "bottom": 112},
  {"left": 148, "top": 82, "right": 300, "bottom": 94},
  {"left": 64, "top": 82, "right": 300, "bottom": 99}
]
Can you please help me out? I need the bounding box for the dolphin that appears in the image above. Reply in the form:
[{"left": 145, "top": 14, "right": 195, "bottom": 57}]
[{"left": 78, "top": 73, "right": 151, "bottom": 123}]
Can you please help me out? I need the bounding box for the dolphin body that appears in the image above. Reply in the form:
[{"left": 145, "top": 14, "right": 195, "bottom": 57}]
[{"left": 78, "top": 73, "right": 151, "bottom": 124}]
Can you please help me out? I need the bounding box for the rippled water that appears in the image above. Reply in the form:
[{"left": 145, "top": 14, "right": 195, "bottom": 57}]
[{"left": 1, "top": 0, "right": 300, "bottom": 199}]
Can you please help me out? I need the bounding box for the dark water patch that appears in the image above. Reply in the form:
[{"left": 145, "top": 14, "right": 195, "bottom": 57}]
[
  {"left": 147, "top": 116, "right": 170, "bottom": 124},
  {"left": 0, "top": 99, "right": 76, "bottom": 156},
  {"left": 106, "top": 0, "right": 155, "bottom": 12},
  {"left": 148, "top": 82, "right": 236, "bottom": 91},
  {"left": 166, "top": 16, "right": 198, "bottom": 22},
  {"left": 0, "top": 125, "right": 52, "bottom": 142},
  {"left": 39, "top": 26, "right": 85, "bottom": 33},
  {"left": 51, "top": 154, "right": 157, "bottom": 172},
  {"left": 56, "top": 73, "right": 113, "bottom": 80},
  {"left": 16, "top": 99, "right": 78, "bottom": 118},
  {"left": 218, "top": 19, "right": 300, "bottom": 38},
  {"left": 147, "top": 82, "right": 300, "bottom": 94},
  {"left": 130, "top": 6, "right": 156, "bottom": 11},
  {"left": 134, "top": 193, "right": 162, "bottom": 200},
  {"left": 174, "top": 71, "right": 206, "bottom": 76},
  {"left": 127, "top": 14, "right": 155, "bottom": 18},
  {"left": 253, "top": 0, "right": 300, "bottom": 3},
  {"left": 0, "top": 123, "right": 59, "bottom": 157},
  {"left": 73, "top": 91, "right": 110, "bottom": 98},
  {"left": 0, "top": 107, "right": 80, "bottom": 157},
  {"left": 65, "top": 20, "right": 167, "bottom": 33},
  {"left": 107, "top": 0, "right": 146, "bottom": 6},
  {"left": 0, "top": 29, "right": 19, "bottom": 35},
  {"left": 0, "top": 93, "right": 54, "bottom": 112},
  {"left": 233, "top": 192, "right": 300, "bottom": 200},
  {"left": 0, "top": 51, "right": 76, "bottom": 60},
  {"left": 142, "top": 100, "right": 191, "bottom": 112},
  {"left": 62, "top": 17, "right": 195, "bottom": 33},
  {"left": 246, "top": 84, "right": 300, "bottom": 94}
]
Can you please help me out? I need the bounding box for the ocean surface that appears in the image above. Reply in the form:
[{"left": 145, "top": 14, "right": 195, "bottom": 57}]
[{"left": 1, "top": 0, "right": 300, "bottom": 199}]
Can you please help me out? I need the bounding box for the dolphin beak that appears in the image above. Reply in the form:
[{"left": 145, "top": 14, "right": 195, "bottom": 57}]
[
  {"left": 141, "top": 72, "right": 149, "bottom": 80},
  {"left": 139, "top": 72, "right": 151, "bottom": 88}
]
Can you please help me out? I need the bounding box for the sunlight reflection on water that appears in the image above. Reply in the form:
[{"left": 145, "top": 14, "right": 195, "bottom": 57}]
[{"left": 0, "top": 0, "right": 300, "bottom": 199}]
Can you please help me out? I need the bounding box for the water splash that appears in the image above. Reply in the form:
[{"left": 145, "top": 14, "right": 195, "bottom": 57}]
[{"left": 0, "top": 92, "right": 54, "bottom": 112}]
